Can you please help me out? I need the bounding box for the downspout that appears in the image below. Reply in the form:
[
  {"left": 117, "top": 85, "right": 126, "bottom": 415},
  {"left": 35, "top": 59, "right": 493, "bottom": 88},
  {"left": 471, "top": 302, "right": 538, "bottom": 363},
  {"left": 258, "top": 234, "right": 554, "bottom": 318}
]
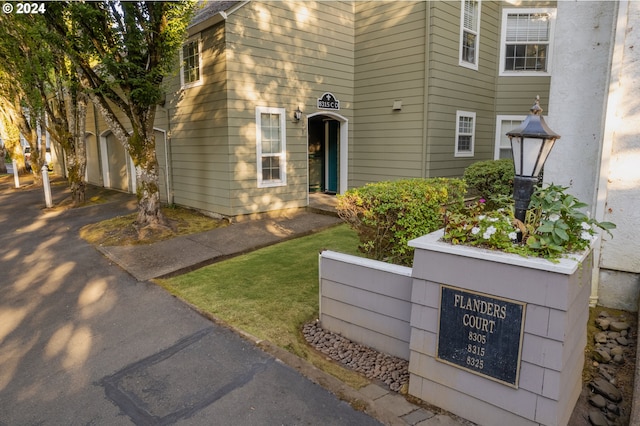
[
  {"left": 421, "top": 2, "right": 432, "bottom": 178},
  {"left": 166, "top": 107, "right": 174, "bottom": 205},
  {"left": 93, "top": 103, "right": 103, "bottom": 185},
  {"left": 590, "top": 0, "right": 626, "bottom": 307}
]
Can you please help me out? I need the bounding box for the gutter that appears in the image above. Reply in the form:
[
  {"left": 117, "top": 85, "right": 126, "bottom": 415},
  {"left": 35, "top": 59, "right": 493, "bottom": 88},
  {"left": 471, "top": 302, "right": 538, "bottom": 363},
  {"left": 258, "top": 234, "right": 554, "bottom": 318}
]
[{"left": 188, "top": 1, "right": 250, "bottom": 36}]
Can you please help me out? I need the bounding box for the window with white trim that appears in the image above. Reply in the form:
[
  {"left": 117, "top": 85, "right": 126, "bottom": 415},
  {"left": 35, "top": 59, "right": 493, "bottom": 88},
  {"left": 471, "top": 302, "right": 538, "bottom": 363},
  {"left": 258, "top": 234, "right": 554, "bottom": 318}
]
[
  {"left": 494, "top": 116, "right": 525, "bottom": 160},
  {"left": 181, "top": 36, "right": 202, "bottom": 87},
  {"left": 459, "top": 0, "right": 481, "bottom": 69},
  {"left": 256, "top": 107, "right": 287, "bottom": 187},
  {"left": 500, "top": 8, "right": 554, "bottom": 76},
  {"left": 455, "top": 111, "right": 475, "bottom": 157}
]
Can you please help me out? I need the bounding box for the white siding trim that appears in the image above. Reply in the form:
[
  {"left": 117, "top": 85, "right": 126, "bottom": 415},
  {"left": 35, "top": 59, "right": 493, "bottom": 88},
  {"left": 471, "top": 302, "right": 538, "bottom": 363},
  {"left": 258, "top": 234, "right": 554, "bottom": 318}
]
[
  {"left": 306, "top": 111, "right": 349, "bottom": 195},
  {"left": 180, "top": 34, "right": 203, "bottom": 89},
  {"left": 494, "top": 115, "right": 526, "bottom": 159},
  {"left": 455, "top": 110, "right": 476, "bottom": 158},
  {"left": 459, "top": 0, "right": 481, "bottom": 71},
  {"left": 256, "top": 106, "right": 287, "bottom": 188},
  {"left": 499, "top": 8, "right": 556, "bottom": 77}
]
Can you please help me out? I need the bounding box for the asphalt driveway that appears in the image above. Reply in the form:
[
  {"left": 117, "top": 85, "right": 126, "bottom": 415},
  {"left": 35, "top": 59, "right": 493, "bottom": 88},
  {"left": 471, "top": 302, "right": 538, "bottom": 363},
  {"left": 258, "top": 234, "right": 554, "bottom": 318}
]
[{"left": 0, "top": 177, "right": 381, "bottom": 425}]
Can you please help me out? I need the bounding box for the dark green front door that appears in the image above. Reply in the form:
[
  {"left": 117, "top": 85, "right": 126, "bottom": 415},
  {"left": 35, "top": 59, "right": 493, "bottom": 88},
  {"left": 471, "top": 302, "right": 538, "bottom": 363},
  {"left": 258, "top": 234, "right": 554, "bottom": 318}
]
[
  {"left": 326, "top": 121, "right": 339, "bottom": 193},
  {"left": 308, "top": 117, "right": 339, "bottom": 193}
]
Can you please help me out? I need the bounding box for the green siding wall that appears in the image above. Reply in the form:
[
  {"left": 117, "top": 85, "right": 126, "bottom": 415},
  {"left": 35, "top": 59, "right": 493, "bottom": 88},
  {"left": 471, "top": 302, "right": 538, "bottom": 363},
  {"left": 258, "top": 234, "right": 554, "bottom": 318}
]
[
  {"left": 425, "top": 0, "right": 500, "bottom": 177},
  {"left": 352, "top": 1, "right": 426, "bottom": 187},
  {"left": 223, "top": 1, "right": 355, "bottom": 215},
  {"left": 164, "top": 22, "right": 232, "bottom": 214}
]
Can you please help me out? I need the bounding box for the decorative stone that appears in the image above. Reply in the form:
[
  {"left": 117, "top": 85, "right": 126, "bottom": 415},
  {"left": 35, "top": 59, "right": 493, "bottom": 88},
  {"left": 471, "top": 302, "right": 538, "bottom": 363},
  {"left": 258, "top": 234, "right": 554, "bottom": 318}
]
[
  {"left": 589, "top": 394, "right": 607, "bottom": 408},
  {"left": 610, "top": 346, "right": 624, "bottom": 356},
  {"left": 588, "top": 409, "right": 609, "bottom": 426},
  {"left": 595, "top": 318, "right": 611, "bottom": 330},
  {"left": 607, "top": 403, "right": 620, "bottom": 415},
  {"left": 591, "top": 378, "right": 623, "bottom": 402},
  {"left": 593, "top": 349, "right": 612, "bottom": 363},
  {"left": 594, "top": 332, "right": 608, "bottom": 343},
  {"left": 616, "top": 336, "right": 629, "bottom": 346},
  {"left": 610, "top": 321, "right": 630, "bottom": 332}
]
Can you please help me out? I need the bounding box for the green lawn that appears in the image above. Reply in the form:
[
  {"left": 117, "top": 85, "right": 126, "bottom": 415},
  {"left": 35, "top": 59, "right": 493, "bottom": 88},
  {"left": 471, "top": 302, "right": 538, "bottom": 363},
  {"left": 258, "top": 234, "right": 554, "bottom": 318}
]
[{"left": 156, "top": 223, "right": 367, "bottom": 385}]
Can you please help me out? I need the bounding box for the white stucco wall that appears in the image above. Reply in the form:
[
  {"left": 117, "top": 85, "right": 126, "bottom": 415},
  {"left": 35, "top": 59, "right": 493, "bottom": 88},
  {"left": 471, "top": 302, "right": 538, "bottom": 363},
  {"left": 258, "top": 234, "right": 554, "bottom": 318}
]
[
  {"left": 546, "top": 1, "right": 640, "bottom": 310},
  {"left": 544, "top": 1, "right": 616, "bottom": 208},
  {"left": 597, "top": 1, "right": 640, "bottom": 310}
]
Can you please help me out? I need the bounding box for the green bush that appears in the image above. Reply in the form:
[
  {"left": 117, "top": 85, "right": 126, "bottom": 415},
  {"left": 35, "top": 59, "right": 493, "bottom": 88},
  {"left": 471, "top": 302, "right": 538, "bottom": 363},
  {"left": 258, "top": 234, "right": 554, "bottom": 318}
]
[
  {"left": 336, "top": 178, "right": 466, "bottom": 266},
  {"left": 463, "top": 159, "right": 514, "bottom": 206}
]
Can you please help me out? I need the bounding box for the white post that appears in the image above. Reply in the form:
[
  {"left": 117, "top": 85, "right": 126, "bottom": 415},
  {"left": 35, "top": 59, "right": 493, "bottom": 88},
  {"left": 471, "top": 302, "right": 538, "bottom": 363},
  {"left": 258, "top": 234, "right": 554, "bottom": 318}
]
[
  {"left": 42, "top": 165, "right": 52, "bottom": 208},
  {"left": 12, "top": 159, "right": 19, "bottom": 188}
]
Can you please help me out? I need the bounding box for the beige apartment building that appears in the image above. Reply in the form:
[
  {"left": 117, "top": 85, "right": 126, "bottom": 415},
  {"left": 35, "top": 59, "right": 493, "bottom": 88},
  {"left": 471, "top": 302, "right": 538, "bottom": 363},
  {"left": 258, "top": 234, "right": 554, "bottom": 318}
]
[{"left": 85, "top": 0, "right": 554, "bottom": 217}]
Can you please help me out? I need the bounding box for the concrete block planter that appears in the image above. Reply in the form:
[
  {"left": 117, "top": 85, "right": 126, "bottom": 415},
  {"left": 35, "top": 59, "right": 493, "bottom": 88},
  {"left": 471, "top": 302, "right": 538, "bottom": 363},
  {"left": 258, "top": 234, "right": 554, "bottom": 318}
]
[{"left": 408, "top": 229, "right": 593, "bottom": 426}]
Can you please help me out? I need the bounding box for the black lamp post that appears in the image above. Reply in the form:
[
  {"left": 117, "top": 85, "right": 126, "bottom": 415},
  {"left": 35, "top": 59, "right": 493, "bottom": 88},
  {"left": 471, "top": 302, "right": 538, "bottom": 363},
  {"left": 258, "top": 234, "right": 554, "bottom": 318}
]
[{"left": 506, "top": 96, "right": 561, "bottom": 237}]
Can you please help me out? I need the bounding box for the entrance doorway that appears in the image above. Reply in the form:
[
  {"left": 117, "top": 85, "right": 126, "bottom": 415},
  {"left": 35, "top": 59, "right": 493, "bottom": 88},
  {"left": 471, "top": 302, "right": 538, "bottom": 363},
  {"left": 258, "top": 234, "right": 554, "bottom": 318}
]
[{"left": 308, "top": 116, "right": 339, "bottom": 194}]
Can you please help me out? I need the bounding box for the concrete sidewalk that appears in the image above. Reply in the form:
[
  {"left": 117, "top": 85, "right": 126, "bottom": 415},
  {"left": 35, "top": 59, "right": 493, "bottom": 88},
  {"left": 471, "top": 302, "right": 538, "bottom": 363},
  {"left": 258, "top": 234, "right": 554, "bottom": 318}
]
[{"left": 98, "top": 210, "right": 343, "bottom": 281}]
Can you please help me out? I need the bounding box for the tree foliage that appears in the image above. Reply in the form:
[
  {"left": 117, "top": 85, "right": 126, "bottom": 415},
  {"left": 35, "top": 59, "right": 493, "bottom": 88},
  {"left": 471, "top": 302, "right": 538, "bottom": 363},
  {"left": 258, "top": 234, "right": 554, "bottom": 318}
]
[
  {"left": 0, "top": 16, "right": 46, "bottom": 181},
  {"left": 45, "top": 1, "right": 195, "bottom": 225}
]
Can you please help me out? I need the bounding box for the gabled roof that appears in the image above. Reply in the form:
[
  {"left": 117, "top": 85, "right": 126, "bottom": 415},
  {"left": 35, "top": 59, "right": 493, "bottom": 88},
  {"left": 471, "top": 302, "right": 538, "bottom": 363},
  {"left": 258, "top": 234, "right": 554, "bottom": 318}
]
[{"left": 189, "top": 1, "right": 244, "bottom": 29}]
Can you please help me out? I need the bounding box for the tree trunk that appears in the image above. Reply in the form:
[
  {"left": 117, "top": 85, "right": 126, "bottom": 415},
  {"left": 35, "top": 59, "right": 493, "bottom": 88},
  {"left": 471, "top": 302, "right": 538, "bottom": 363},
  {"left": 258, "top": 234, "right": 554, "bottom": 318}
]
[
  {"left": 65, "top": 92, "right": 88, "bottom": 206},
  {"left": 0, "top": 144, "right": 6, "bottom": 173},
  {"left": 132, "top": 131, "right": 165, "bottom": 227}
]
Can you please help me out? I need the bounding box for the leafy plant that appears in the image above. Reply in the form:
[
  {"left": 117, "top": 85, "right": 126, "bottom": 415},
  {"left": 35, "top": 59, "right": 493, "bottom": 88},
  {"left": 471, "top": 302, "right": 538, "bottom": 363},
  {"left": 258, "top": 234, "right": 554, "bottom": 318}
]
[
  {"left": 337, "top": 178, "right": 466, "bottom": 266},
  {"left": 444, "top": 184, "right": 616, "bottom": 261},
  {"left": 463, "top": 159, "right": 514, "bottom": 209}
]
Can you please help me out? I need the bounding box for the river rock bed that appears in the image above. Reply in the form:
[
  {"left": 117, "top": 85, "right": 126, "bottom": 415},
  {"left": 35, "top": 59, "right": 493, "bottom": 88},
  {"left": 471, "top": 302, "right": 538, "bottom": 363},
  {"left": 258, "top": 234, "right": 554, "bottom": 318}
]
[
  {"left": 302, "top": 321, "right": 410, "bottom": 392},
  {"left": 307, "top": 308, "right": 636, "bottom": 426},
  {"left": 584, "top": 310, "right": 636, "bottom": 426}
]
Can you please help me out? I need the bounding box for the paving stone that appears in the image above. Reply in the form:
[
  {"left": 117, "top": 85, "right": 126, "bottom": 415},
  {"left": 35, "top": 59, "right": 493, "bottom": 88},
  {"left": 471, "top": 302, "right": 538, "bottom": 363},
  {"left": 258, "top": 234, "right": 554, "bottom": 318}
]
[
  {"left": 359, "top": 383, "right": 389, "bottom": 400},
  {"left": 402, "top": 408, "right": 435, "bottom": 425}
]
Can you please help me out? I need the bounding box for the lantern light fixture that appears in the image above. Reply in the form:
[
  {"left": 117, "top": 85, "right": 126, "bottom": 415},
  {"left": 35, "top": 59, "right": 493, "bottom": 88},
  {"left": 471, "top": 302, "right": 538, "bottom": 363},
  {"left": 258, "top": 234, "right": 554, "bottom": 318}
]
[
  {"left": 293, "top": 107, "right": 303, "bottom": 122},
  {"left": 506, "top": 96, "right": 561, "bottom": 233}
]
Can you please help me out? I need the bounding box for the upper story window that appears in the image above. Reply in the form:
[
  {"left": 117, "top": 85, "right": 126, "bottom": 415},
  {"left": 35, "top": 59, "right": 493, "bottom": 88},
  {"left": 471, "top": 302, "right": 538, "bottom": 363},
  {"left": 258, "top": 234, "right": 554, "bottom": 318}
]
[
  {"left": 455, "top": 111, "right": 475, "bottom": 157},
  {"left": 460, "top": 0, "right": 481, "bottom": 70},
  {"left": 500, "top": 8, "right": 555, "bottom": 76},
  {"left": 181, "top": 36, "right": 202, "bottom": 88},
  {"left": 494, "top": 115, "right": 526, "bottom": 160},
  {"left": 256, "top": 107, "right": 287, "bottom": 187}
]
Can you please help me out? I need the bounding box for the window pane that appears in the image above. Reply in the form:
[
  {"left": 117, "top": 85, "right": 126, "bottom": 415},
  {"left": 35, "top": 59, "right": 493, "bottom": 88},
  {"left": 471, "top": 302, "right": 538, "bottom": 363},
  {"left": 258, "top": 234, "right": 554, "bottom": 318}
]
[
  {"left": 260, "top": 113, "right": 281, "bottom": 154},
  {"left": 462, "top": 31, "right": 476, "bottom": 63},
  {"left": 506, "top": 13, "right": 549, "bottom": 42},
  {"left": 458, "top": 135, "right": 472, "bottom": 152},
  {"left": 183, "top": 40, "right": 200, "bottom": 84},
  {"left": 459, "top": 116, "right": 473, "bottom": 133},
  {"left": 505, "top": 43, "right": 546, "bottom": 71},
  {"left": 463, "top": 0, "right": 479, "bottom": 31},
  {"left": 262, "top": 156, "right": 281, "bottom": 181}
]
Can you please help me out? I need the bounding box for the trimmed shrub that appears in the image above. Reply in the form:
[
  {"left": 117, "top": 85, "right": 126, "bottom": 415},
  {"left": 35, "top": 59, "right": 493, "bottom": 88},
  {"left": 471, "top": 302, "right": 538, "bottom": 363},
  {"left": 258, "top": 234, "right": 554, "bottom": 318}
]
[
  {"left": 463, "top": 159, "right": 514, "bottom": 206},
  {"left": 336, "top": 178, "right": 466, "bottom": 266}
]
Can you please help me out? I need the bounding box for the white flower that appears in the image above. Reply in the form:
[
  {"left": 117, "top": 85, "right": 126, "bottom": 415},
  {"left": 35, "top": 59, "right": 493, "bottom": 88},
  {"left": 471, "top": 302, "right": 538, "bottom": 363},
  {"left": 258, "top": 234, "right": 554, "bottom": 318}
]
[
  {"left": 581, "top": 231, "right": 595, "bottom": 241},
  {"left": 478, "top": 215, "right": 486, "bottom": 221},
  {"left": 508, "top": 232, "right": 518, "bottom": 240},
  {"left": 488, "top": 217, "right": 499, "bottom": 222},
  {"left": 548, "top": 214, "right": 560, "bottom": 222},
  {"left": 581, "top": 222, "right": 591, "bottom": 230},
  {"left": 483, "top": 226, "right": 497, "bottom": 239}
]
